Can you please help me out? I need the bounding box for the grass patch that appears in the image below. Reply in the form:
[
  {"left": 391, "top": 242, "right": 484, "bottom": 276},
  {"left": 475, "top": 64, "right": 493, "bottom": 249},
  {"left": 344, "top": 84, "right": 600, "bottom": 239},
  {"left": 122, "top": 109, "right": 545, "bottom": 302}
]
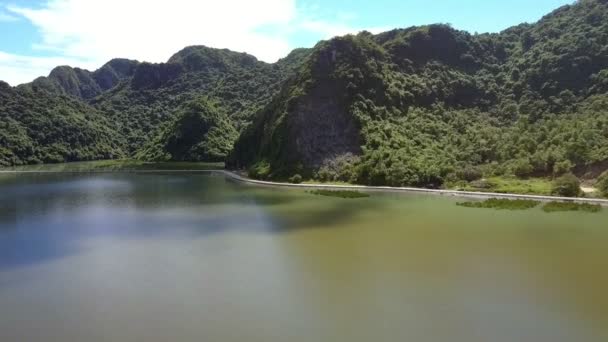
[
  {"left": 308, "top": 190, "right": 370, "bottom": 199},
  {"left": 457, "top": 198, "right": 540, "bottom": 210},
  {"left": 542, "top": 202, "right": 602, "bottom": 213},
  {"left": 457, "top": 176, "right": 554, "bottom": 195}
]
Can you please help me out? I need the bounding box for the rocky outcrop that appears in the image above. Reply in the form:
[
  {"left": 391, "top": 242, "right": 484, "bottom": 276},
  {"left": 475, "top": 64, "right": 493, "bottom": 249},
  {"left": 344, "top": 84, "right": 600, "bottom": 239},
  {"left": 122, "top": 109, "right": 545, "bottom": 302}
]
[{"left": 28, "top": 58, "right": 140, "bottom": 100}]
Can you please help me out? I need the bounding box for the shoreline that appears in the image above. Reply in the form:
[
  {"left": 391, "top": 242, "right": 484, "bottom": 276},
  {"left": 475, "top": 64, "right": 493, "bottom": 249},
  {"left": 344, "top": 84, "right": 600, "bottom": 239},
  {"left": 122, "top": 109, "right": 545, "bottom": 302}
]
[
  {"left": 2, "top": 169, "right": 608, "bottom": 206},
  {"left": 219, "top": 170, "right": 608, "bottom": 206}
]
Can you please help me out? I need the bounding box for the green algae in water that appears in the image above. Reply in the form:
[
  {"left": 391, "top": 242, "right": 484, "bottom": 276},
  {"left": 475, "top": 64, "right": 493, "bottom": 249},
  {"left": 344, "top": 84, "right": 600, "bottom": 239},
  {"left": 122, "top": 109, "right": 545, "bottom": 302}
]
[
  {"left": 307, "top": 189, "right": 371, "bottom": 199},
  {"left": 457, "top": 198, "right": 540, "bottom": 210},
  {"left": 542, "top": 202, "right": 602, "bottom": 213}
]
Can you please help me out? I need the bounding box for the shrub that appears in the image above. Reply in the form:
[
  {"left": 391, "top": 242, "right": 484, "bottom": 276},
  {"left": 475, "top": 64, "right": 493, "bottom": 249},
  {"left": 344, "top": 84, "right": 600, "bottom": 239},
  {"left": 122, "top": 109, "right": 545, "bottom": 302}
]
[
  {"left": 248, "top": 160, "right": 271, "bottom": 180},
  {"left": 456, "top": 166, "right": 483, "bottom": 182},
  {"left": 469, "top": 179, "right": 496, "bottom": 189},
  {"left": 551, "top": 173, "right": 581, "bottom": 197},
  {"left": 509, "top": 158, "right": 534, "bottom": 178},
  {"left": 289, "top": 174, "right": 303, "bottom": 184},
  {"left": 315, "top": 154, "right": 360, "bottom": 183},
  {"left": 553, "top": 160, "right": 574, "bottom": 175},
  {"left": 597, "top": 170, "right": 608, "bottom": 198}
]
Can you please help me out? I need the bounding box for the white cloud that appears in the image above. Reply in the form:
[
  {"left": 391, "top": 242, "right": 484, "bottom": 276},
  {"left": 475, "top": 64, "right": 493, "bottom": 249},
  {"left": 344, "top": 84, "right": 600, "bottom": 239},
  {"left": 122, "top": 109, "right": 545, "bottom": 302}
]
[
  {"left": 1, "top": 0, "right": 386, "bottom": 85},
  {"left": 7, "top": 0, "right": 296, "bottom": 63},
  {"left": 0, "top": 51, "right": 94, "bottom": 85}
]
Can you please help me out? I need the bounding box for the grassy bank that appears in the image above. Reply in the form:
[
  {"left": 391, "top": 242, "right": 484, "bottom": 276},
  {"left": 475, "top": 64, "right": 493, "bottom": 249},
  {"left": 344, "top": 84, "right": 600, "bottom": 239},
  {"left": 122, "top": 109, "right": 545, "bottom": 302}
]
[{"left": 451, "top": 177, "right": 554, "bottom": 196}]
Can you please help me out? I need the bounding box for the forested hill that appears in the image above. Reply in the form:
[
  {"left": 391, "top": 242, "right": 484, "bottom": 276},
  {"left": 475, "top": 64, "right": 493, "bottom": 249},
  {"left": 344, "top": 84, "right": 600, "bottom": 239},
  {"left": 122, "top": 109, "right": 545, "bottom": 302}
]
[
  {"left": 230, "top": 0, "right": 608, "bottom": 187},
  {"left": 0, "top": 46, "right": 310, "bottom": 166},
  {"left": 0, "top": 81, "right": 124, "bottom": 165},
  {"left": 23, "top": 58, "right": 140, "bottom": 100},
  {"left": 92, "top": 46, "right": 311, "bottom": 153},
  {"left": 2, "top": 0, "right": 608, "bottom": 191}
]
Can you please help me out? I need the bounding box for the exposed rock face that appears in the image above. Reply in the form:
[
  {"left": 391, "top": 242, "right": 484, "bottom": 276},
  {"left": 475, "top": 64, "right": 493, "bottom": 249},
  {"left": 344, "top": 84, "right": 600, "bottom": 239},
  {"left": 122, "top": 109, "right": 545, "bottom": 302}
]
[
  {"left": 93, "top": 59, "right": 140, "bottom": 90},
  {"left": 48, "top": 66, "right": 101, "bottom": 99},
  {"left": 287, "top": 83, "right": 361, "bottom": 169},
  {"left": 228, "top": 37, "right": 370, "bottom": 176},
  {"left": 131, "top": 62, "right": 184, "bottom": 90}
]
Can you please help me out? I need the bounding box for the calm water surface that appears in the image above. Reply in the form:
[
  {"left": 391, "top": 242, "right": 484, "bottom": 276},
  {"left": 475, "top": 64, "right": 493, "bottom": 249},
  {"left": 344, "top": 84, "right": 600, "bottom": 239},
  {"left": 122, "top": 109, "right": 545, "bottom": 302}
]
[{"left": 0, "top": 172, "right": 607, "bottom": 342}]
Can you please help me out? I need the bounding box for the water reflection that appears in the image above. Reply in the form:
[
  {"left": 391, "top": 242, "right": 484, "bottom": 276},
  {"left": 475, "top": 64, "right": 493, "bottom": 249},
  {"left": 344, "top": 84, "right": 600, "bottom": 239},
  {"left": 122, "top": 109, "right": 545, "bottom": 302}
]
[{"left": 0, "top": 173, "right": 607, "bottom": 342}]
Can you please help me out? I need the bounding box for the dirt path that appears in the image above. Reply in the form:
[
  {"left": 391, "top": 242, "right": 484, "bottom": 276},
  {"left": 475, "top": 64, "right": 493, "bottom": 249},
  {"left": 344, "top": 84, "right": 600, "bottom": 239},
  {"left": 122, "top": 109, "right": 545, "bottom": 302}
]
[{"left": 581, "top": 186, "right": 597, "bottom": 194}]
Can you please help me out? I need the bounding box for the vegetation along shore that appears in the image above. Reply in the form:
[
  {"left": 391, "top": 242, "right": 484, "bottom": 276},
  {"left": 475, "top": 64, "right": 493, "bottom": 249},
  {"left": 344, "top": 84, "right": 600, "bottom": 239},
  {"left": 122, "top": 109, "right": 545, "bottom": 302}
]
[{"left": 2, "top": 0, "right": 608, "bottom": 200}]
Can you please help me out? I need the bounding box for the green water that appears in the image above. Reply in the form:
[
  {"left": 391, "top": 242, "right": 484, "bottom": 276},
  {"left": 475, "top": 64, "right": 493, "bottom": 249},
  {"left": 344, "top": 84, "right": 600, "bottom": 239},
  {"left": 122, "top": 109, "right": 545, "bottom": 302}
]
[{"left": 0, "top": 172, "right": 607, "bottom": 342}]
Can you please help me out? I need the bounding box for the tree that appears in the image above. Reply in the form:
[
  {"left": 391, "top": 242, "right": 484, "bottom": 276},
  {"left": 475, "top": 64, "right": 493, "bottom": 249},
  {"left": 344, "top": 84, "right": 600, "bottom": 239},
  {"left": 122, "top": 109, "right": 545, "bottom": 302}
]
[
  {"left": 597, "top": 170, "right": 608, "bottom": 198},
  {"left": 551, "top": 173, "right": 581, "bottom": 197}
]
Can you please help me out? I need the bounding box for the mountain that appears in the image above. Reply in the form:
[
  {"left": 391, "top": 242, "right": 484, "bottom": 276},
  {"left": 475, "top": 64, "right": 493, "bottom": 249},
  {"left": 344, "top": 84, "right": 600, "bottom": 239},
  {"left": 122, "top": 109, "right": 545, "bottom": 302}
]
[
  {"left": 24, "top": 59, "right": 140, "bottom": 100},
  {"left": 1, "top": 0, "right": 608, "bottom": 187},
  {"left": 0, "top": 46, "right": 310, "bottom": 165},
  {"left": 0, "top": 81, "right": 124, "bottom": 166},
  {"left": 229, "top": 0, "right": 608, "bottom": 187},
  {"left": 91, "top": 46, "right": 310, "bottom": 153}
]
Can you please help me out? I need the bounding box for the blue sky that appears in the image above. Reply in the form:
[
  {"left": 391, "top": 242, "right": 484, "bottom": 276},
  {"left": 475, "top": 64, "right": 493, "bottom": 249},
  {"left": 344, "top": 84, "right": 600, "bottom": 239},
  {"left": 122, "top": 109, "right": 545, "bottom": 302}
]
[{"left": 0, "top": 0, "right": 574, "bottom": 85}]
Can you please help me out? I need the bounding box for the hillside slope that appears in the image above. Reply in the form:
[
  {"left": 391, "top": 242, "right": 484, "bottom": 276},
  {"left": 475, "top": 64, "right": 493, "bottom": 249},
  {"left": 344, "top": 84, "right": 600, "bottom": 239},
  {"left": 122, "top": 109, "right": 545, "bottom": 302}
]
[
  {"left": 136, "top": 97, "right": 238, "bottom": 162},
  {"left": 1, "top": 46, "right": 310, "bottom": 165},
  {"left": 92, "top": 46, "right": 310, "bottom": 153},
  {"left": 230, "top": 0, "right": 608, "bottom": 187},
  {"left": 24, "top": 59, "right": 140, "bottom": 100},
  {"left": 0, "top": 81, "right": 125, "bottom": 166}
]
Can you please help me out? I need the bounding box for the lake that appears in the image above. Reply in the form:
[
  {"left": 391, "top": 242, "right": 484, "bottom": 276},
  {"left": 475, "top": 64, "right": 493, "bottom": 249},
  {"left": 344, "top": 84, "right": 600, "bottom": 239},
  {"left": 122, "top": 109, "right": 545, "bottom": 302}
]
[{"left": 0, "top": 172, "right": 607, "bottom": 342}]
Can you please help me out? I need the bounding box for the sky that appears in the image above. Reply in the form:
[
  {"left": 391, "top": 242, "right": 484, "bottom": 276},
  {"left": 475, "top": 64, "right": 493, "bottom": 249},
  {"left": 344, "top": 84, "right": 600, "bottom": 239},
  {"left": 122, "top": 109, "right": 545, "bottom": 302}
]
[{"left": 0, "top": 0, "right": 574, "bottom": 86}]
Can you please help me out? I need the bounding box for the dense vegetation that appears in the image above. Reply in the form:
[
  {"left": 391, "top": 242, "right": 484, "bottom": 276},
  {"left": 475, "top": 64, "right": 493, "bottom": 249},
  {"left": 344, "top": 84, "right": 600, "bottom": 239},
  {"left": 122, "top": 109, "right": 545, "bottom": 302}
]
[
  {"left": 92, "top": 47, "right": 310, "bottom": 153},
  {"left": 551, "top": 173, "right": 582, "bottom": 197},
  {"left": 137, "top": 97, "right": 238, "bottom": 162},
  {"left": 1, "top": 0, "right": 608, "bottom": 199},
  {"left": 0, "top": 82, "right": 124, "bottom": 166},
  {"left": 1, "top": 46, "right": 309, "bottom": 165},
  {"left": 598, "top": 171, "right": 608, "bottom": 196},
  {"left": 230, "top": 0, "right": 608, "bottom": 194}
]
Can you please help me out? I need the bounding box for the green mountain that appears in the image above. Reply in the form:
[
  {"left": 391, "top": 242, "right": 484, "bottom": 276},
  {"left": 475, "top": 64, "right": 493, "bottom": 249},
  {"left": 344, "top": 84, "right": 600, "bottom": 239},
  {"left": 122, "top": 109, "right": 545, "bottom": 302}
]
[
  {"left": 1, "top": 0, "right": 608, "bottom": 189},
  {"left": 230, "top": 0, "right": 608, "bottom": 187},
  {"left": 0, "top": 46, "right": 310, "bottom": 165},
  {"left": 0, "top": 81, "right": 124, "bottom": 166},
  {"left": 25, "top": 59, "right": 140, "bottom": 100},
  {"left": 91, "top": 46, "right": 311, "bottom": 153}
]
